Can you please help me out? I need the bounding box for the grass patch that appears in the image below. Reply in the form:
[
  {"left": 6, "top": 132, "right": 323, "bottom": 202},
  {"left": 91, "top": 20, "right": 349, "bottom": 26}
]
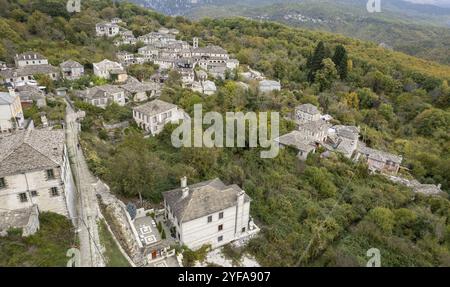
[
  {"left": 0, "top": 212, "right": 74, "bottom": 267},
  {"left": 221, "top": 244, "right": 244, "bottom": 267},
  {"left": 98, "top": 219, "right": 131, "bottom": 267}
]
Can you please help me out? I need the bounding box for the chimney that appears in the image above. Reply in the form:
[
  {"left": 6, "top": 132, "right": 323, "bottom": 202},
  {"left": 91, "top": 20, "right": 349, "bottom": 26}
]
[{"left": 181, "top": 176, "right": 189, "bottom": 198}]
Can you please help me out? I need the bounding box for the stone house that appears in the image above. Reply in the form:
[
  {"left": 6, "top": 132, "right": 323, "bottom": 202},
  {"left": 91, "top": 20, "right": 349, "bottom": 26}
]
[
  {"left": 356, "top": 144, "right": 403, "bottom": 175},
  {"left": 132, "top": 99, "right": 187, "bottom": 136},
  {"left": 60, "top": 60, "right": 84, "bottom": 80},
  {"left": 0, "top": 89, "right": 24, "bottom": 133},
  {"left": 192, "top": 46, "right": 229, "bottom": 60},
  {"left": 325, "top": 125, "right": 360, "bottom": 158},
  {"left": 77, "top": 84, "right": 126, "bottom": 108},
  {"left": 275, "top": 131, "right": 318, "bottom": 161},
  {"left": 0, "top": 130, "right": 76, "bottom": 221},
  {"left": 96, "top": 22, "right": 120, "bottom": 37},
  {"left": 120, "top": 79, "right": 160, "bottom": 102},
  {"left": 163, "top": 177, "right": 258, "bottom": 250},
  {"left": 297, "top": 120, "right": 331, "bottom": 143},
  {"left": 16, "top": 85, "right": 47, "bottom": 108},
  {"left": 14, "top": 52, "right": 48, "bottom": 68},
  {"left": 93, "top": 59, "right": 127, "bottom": 82},
  {"left": 295, "top": 103, "right": 321, "bottom": 123},
  {"left": 0, "top": 64, "right": 60, "bottom": 87}
]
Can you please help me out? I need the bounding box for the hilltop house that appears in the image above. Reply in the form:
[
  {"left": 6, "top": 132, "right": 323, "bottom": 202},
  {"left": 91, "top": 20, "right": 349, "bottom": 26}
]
[
  {"left": 325, "top": 125, "right": 360, "bottom": 158},
  {"left": 60, "top": 60, "right": 84, "bottom": 80},
  {"left": 297, "top": 120, "right": 331, "bottom": 143},
  {"left": 93, "top": 59, "right": 127, "bottom": 82},
  {"left": 120, "top": 78, "right": 160, "bottom": 102},
  {"left": 0, "top": 89, "right": 24, "bottom": 133},
  {"left": 132, "top": 99, "right": 187, "bottom": 136},
  {"left": 76, "top": 84, "right": 126, "bottom": 108},
  {"left": 295, "top": 104, "right": 321, "bottom": 123},
  {"left": 355, "top": 144, "right": 403, "bottom": 175},
  {"left": 0, "top": 130, "right": 76, "bottom": 221},
  {"left": 14, "top": 52, "right": 48, "bottom": 68},
  {"left": 275, "top": 131, "right": 318, "bottom": 161},
  {"left": 96, "top": 22, "right": 120, "bottom": 37},
  {"left": 163, "top": 177, "right": 258, "bottom": 250}
]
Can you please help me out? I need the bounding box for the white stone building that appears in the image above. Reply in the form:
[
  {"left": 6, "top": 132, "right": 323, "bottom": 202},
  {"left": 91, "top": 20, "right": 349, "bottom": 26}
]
[
  {"left": 96, "top": 22, "right": 120, "bottom": 37},
  {"left": 76, "top": 84, "right": 126, "bottom": 108},
  {"left": 0, "top": 90, "right": 24, "bottom": 133},
  {"left": 163, "top": 177, "right": 258, "bottom": 250},
  {"left": 295, "top": 103, "right": 321, "bottom": 123},
  {"left": 60, "top": 60, "right": 84, "bottom": 80},
  {"left": 14, "top": 52, "right": 48, "bottom": 68},
  {"left": 93, "top": 59, "right": 127, "bottom": 82},
  {"left": 0, "top": 130, "right": 76, "bottom": 221},
  {"left": 133, "top": 99, "right": 187, "bottom": 136}
]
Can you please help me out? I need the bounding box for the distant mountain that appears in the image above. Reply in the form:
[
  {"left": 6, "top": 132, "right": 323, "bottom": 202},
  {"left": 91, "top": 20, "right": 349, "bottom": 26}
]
[{"left": 129, "top": 0, "right": 450, "bottom": 64}]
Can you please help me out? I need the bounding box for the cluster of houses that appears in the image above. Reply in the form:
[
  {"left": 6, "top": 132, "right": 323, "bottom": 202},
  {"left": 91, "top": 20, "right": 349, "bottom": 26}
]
[{"left": 276, "top": 103, "right": 404, "bottom": 176}]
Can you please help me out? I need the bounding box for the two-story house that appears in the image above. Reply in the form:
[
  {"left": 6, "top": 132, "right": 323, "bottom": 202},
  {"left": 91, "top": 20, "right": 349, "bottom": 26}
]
[
  {"left": 14, "top": 52, "right": 48, "bottom": 68},
  {"left": 60, "top": 60, "right": 84, "bottom": 80},
  {"left": 295, "top": 104, "right": 322, "bottom": 123},
  {"left": 95, "top": 22, "right": 120, "bottom": 37},
  {"left": 93, "top": 59, "right": 127, "bottom": 82},
  {"left": 0, "top": 89, "right": 24, "bottom": 133},
  {"left": 0, "top": 130, "right": 76, "bottom": 221},
  {"left": 132, "top": 99, "right": 187, "bottom": 135},
  {"left": 356, "top": 144, "right": 403, "bottom": 175},
  {"left": 163, "top": 177, "right": 257, "bottom": 250},
  {"left": 76, "top": 84, "right": 126, "bottom": 108}
]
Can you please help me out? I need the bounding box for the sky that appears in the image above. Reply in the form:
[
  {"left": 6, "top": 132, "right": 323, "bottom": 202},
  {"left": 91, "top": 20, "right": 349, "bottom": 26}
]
[{"left": 404, "top": 0, "right": 450, "bottom": 7}]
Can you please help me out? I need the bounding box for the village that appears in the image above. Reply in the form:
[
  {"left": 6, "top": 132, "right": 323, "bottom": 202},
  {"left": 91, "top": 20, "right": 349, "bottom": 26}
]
[{"left": 0, "top": 16, "right": 444, "bottom": 268}]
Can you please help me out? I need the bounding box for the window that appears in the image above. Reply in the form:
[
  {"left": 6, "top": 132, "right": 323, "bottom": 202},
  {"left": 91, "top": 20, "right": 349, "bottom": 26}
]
[
  {"left": 31, "top": 190, "right": 38, "bottom": 197},
  {"left": 50, "top": 187, "right": 59, "bottom": 197},
  {"left": 207, "top": 215, "right": 212, "bottom": 223},
  {"left": 242, "top": 227, "right": 246, "bottom": 233},
  {"left": 46, "top": 169, "right": 55, "bottom": 180},
  {"left": 0, "top": 177, "right": 5, "bottom": 189},
  {"left": 218, "top": 224, "right": 223, "bottom": 231},
  {"left": 19, "top": 193, "right": 28, "bottom": 203},
  {"left": 218, "top": 236, "right": 223, "bottom": 242},
  {"left": 219, "top": 212, "right": 224, "bottom": 219}
]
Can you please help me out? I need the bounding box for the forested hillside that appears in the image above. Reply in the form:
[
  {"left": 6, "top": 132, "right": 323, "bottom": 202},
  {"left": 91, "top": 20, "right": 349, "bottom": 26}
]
[
  {"left": 1, "top": 0, "right": 449, "bottom": 266},
  {"left": 132, "top": 0, "right": 450, "bottom": 65}
]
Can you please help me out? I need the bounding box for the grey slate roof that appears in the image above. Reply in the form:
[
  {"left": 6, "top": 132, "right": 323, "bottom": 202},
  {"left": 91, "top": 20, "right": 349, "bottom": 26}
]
[
  {"left": 296, "top": 103, "right": 320, "bottom": 115},
  {"left": 0, "top": 130, "right": 65, "bottom": 176},
  {"left": 163, "top": 178, "right": 250, "bottom": 223},
  {"left": 60, "top": 60, "right": 83, "bottom": 69},
  {"left": 133, "top": 99, "right": 177, "bottom": 117},
  {"left": 358, "top": 144, "right": 403, "bottom": 164},
  {"left": 15, "top": 52, "right": 47, "bottom": 61},
  {"left": 0, "top": 65, "right": 59, "bottom": 78},
  {"left": 275, "top": 130, "right": 316, "bottom": 152}
]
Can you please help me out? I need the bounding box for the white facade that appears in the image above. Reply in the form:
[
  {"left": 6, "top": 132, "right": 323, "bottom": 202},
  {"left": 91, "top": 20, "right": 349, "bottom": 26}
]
[
  {"left": 15, "top": 52, "right": 48, "bottom": 68},
  {"left": 96, "top": 22, "right": 120, "bottom": 37},
  {"left": 0, "top": 90, "right": 24, "bottom": 133},
  {"left": 133, "top": 102, "right": 185, "bottom": 136},
  {"left": 93, "top": 59, "right": 124, "bottom": 79}
]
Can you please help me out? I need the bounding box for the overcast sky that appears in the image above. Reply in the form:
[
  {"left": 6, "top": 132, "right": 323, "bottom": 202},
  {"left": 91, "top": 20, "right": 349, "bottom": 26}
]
[{"left": 403, "top": 0, "right": 450, "bottom": 6}]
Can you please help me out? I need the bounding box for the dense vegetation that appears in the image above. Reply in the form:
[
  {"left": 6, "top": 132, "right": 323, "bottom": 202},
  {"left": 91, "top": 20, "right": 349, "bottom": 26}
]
[
  {"left": 0, "top": 212, "right": 74, "bottom": 267},
  {"left": 1, "top": 0, "right": 449, "bottom": 266}
]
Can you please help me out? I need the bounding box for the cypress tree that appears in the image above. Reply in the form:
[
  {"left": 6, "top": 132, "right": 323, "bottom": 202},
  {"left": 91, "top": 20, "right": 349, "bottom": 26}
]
[
  {"left": 308, "top": 41, "right": 326, "bottom": 82},
  {"left": 332, "top": 45, "right": 348, "bottom": 80}
]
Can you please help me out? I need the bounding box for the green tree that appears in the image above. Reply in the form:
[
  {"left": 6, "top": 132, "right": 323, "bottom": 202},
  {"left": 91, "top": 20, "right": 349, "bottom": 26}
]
[
  {"left": 307, "top": 41, "right": 326, "bottom": 82},
  {"left": 314, "top": 58, "right": 338, "bottom": 92},
  {"left": 332, "top": 45, "right": 348, "bottom": 80}
]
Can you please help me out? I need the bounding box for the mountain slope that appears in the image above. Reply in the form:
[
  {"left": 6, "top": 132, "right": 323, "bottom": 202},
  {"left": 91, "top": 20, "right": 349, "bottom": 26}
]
[{"left": 131, "top": 0, "right": 450, "bottom": 64}]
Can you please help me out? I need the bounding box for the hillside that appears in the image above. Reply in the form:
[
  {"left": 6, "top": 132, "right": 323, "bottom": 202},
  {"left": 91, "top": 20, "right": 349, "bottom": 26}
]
[
  {"left": 1, "top": 0, "right": 449, "bottom": 267},
  {"left": 131, "top": 0, "right": 450, "bottom": 65}
]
